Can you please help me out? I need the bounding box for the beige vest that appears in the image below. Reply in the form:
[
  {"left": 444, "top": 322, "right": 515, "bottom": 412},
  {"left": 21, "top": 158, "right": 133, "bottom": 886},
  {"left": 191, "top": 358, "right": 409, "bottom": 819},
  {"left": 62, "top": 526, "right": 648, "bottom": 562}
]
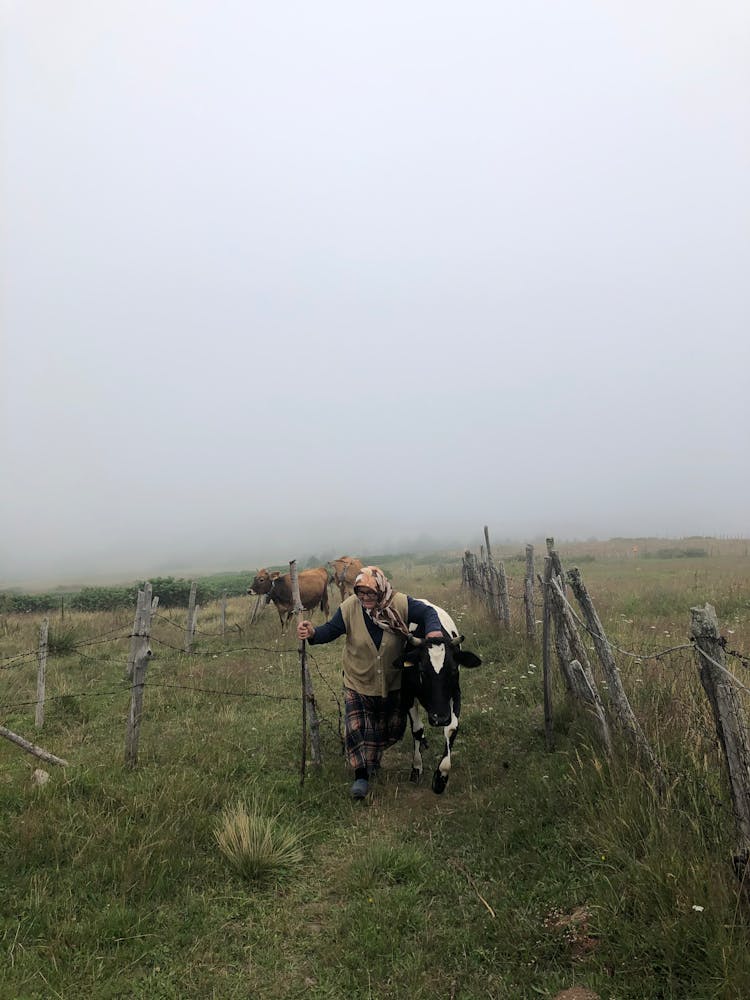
[{"left": 340, "top": 592, "right": 409, "bottom": 697}]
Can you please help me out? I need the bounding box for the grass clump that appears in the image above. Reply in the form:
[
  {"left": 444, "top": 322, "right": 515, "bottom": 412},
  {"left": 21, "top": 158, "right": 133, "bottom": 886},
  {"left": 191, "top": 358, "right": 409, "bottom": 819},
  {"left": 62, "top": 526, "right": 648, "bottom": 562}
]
[
  {"left": 47, "top": 626, "right": 80, "bottom": 655},
  {"left": 213, "top": 796, "right": 305, "bottom": 883}
]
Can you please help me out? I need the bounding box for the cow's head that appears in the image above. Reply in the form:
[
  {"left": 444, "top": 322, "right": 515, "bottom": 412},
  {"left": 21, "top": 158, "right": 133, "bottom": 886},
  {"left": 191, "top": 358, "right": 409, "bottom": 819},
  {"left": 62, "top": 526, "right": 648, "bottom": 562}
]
[
  {"left": 395, "top": 634, "right": 482, "bottom": 727},
  {"left": 247, "top": 569, "right": 279, "bottom": 596}
]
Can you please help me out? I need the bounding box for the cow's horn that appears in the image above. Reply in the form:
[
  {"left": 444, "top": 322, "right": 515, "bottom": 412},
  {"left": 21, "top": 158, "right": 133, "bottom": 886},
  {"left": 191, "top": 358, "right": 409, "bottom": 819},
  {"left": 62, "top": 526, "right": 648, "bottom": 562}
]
[
  {"left": 450, "top": 633, "right": 464, "bottom": 647},
  {"left": 407, "top": 635, "right": 424, "bottom": 647}
]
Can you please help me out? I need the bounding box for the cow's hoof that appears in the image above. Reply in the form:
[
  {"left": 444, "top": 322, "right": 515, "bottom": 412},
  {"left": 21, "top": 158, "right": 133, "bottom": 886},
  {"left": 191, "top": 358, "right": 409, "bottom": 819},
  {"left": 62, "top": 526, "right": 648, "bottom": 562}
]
[
  {"left": 410, "top": 768, "right": 421, "bottom": 783},
  {"left": 432, "top": 772, "right": 448, "bottom": 794}
]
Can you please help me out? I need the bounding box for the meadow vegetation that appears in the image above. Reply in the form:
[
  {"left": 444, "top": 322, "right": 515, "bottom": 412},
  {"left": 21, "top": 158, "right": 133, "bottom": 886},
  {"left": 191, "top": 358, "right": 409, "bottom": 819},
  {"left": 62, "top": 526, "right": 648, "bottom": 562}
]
[{"left": 1, "top": 538, "right": 749, "bottom": 999}]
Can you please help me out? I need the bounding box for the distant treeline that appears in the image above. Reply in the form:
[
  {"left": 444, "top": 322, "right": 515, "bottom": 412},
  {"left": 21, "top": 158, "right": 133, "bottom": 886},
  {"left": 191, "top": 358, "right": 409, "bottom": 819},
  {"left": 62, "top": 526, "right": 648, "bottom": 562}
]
[{"left": 0, "top": 572, "right": 256, "bottom": 614}]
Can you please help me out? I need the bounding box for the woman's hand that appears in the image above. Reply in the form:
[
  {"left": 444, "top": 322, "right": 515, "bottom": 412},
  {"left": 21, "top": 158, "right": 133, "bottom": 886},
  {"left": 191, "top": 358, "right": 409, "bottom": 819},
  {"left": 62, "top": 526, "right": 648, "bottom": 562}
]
[
  {"left": 297, "top": 620, "right": 316, "bottom": 641},
  {"left": 425, "top": 630, "right": 443, "bottom": 640}
]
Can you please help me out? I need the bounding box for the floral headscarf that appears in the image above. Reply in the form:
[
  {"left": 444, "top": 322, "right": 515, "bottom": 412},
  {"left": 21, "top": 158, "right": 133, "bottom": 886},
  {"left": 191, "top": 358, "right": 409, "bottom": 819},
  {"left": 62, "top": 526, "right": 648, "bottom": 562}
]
[{"left": 353, "top": 566, "right": 410, "bottom": 637}]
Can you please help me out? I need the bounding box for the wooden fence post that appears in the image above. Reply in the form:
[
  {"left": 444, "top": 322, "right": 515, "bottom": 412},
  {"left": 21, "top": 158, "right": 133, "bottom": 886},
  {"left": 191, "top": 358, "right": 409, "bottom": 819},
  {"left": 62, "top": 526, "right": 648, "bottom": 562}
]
[
  {"left": 541, "top": 557, "right": 554, "bottom": 751},
  {"left": 545, "top": 545, "right": 591, "bottom": 696},
  {"left": 220, "top": 591, "right": 227, "bottom": 641},
  {"left": 127, "top": 588, "right": 145, "bottom": 681},
  {"left": 524, "top": 544, "right": 536, "bottom": 640},
  {"left": 35, "top": 618, "right": 48, "bottom": 729},
  {"left": 290, "top": 560, "right": 321, "bottom": 781},
  {"left": 568, "top": 659, "right": 613, "bottom": 756},
  {"left": 545, "top": 570, "right": 613, "bottom": 755},
  {"left": 495, "top": 559, "right": 511, "bottom": 629},
  {"left": 185, "top": 582, "right": 197, "bottom": 653},
  {"left": 567, "top": 566, "right": 664, "bottom": 793},
  {"left": 125, "top": 582, "right": 153, "bottom": 769},
  {"left": 249, "top": 594, "right": 265, "bottom": 625},
  {"left": 483, "top": 526, "right": 501, "bottom": 621},
  {"left": 0, "top": 724, "right": 68, "bottom": 767},
  {"left": 691, "top": 603, "right": 750, "bottom": 878}
]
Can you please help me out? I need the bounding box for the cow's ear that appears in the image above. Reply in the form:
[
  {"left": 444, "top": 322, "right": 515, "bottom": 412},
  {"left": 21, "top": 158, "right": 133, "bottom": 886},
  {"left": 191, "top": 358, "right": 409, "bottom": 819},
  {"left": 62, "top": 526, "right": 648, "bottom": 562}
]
[{"left": 456, "top": 650, "right": 482, "bottom": 668}]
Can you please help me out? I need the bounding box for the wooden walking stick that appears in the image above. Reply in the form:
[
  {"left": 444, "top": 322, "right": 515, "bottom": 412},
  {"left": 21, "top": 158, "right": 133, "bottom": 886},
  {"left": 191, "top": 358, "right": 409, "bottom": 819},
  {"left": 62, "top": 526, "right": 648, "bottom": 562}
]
[{"left": 291, "top": 560, "right": 322, "bottom": 785}]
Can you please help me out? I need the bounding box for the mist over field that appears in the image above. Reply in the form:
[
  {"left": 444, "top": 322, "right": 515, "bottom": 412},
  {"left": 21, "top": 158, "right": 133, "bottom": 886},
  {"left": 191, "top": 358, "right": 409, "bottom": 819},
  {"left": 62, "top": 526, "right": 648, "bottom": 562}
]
[{"left": 2, "top": 2, "right": 748, "bottom": 590}]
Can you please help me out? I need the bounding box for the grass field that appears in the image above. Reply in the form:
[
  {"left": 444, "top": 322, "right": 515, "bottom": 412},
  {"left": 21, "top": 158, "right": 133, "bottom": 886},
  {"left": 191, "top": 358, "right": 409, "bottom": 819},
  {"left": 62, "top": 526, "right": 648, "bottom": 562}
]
[{"left": 1, "top": 541, "right": 749, "bottom": 999}]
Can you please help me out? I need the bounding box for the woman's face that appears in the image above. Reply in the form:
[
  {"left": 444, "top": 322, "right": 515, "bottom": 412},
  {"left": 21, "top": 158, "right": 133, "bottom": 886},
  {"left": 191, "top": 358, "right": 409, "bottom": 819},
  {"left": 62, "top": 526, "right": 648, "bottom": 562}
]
[{"left": 355, "top": 587, "right": 378, "bottom": 611}]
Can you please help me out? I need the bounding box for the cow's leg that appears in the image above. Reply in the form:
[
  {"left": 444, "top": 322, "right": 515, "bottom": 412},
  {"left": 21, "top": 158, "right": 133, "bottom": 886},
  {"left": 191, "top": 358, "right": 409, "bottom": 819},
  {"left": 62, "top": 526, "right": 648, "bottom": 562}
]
[
  {"left": 407, "top": 705, "right": 428, "bottom": 783},
  {"left": 432, "top": 711, "right": 459, "bottom": 794}
]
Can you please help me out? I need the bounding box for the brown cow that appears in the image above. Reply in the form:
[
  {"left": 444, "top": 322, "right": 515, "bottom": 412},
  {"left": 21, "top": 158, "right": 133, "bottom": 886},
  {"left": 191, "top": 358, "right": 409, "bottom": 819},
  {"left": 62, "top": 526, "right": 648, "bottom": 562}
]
[
  {"left": 248, "top": 567, "right": 330, "bottom": 631},
  {"left": 328, "top": 556, "right": 364, "bottom": 601}
]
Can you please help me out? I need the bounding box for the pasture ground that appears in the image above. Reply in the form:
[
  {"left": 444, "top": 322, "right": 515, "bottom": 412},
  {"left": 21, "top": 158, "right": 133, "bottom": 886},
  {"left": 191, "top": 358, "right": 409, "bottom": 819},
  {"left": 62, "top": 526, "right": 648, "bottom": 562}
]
[{"left": 1, "top": 542, "right": 750, "bottom": 999}]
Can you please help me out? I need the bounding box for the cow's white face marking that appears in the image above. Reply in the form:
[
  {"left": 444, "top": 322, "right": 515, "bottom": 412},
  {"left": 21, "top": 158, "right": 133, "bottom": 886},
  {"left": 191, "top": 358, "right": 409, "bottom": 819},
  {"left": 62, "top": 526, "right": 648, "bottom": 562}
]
[{"left": 427, "top": 643, "right": 446, "bottom": 674}]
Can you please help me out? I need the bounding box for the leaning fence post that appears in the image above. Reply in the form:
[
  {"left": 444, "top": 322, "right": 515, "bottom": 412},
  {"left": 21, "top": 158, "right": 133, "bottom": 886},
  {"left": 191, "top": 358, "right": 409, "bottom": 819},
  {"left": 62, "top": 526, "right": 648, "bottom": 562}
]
[
  {"left": 0, "top": 724, "right": 68, "bottom": 767},
  {"left": 691, "top": 603, "right": 750, "bottom": 880},
  {"left": 545, "top": 571, "right": 613, "bottom": 756},
  {"left": 125, "top": 582, "right": 153, "bottom": 769},
  {"left": 567, "top": 566, "right": 665, "bottom": 793},
  {"left": 290, "top": 560, "right": 321, "bottom": 781},
  {"left": 569, "top": 659, "right": 613, "bottom": 756},
  {"left": 35, "top": 619, "right": 49, "bottom": 729}
]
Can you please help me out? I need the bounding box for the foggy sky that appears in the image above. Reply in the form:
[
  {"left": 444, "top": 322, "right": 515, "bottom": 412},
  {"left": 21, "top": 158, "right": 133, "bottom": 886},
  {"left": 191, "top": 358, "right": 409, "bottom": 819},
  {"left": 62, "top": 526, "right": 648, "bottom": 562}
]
[{"left": 2, "top": 1, "right": 749, "bottom": 588}]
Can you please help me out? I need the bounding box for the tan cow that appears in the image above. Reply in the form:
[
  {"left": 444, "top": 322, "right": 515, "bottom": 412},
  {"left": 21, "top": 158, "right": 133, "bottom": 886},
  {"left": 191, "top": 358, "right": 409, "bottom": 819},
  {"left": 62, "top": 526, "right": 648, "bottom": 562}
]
[
  {"left": 328, "top": 556, "right": 364, "bottom": 601},
  {"left": 248, "top": 567, "right": 330, "bottom": 631}
]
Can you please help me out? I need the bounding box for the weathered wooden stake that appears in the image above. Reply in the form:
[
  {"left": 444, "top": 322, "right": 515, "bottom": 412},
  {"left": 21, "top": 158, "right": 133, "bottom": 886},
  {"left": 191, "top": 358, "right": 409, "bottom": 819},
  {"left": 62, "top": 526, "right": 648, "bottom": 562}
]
[
  {"left": 541, "top": 558, "right": 554, "bottom": 751},
  {"left": 483, "top": 526, "right": 501, "bottom": 621},
  {"left": 544, "top": 566, "right": 613, "bottom": 756},
  {"left": 524, "top": 544, "right": 536, "bottom": 640},
  {"left": 691, "top": 603, "right": 750, "bottom": 879},
  {"left": 0, "top": 724, "right": 68, "bottom": 767},
  {"left": 35, "top": 618, "right": 49, "bottom": 729},
  {"left": 568, "top": 659, "right": 613, "bottom": 756},
  {"left": 220, "top": 591, "right": 227, "bottom": 641},
  {"left": 546, "top": 575, "right": 589, "bottom": 694},
  {"left": 185, "top": 582, "right": 198, "bottom": 653},
  {"left": 567, "top": 566, "right": 665, "bottom": 793},
  {"left": 495, "top": 560, "right": 511, "bottom": 629},
  {"left": 125, "top": 582, "right": 153, "bottom": 769},
  {"left": 126, "top": 588, "right": 145, "bottom": 681},
  {"left": 249, "top": 593, "right": 265, "bottom": 625},
  {"left": 290, "top": 560, "right": 321, "bottom": 782}
]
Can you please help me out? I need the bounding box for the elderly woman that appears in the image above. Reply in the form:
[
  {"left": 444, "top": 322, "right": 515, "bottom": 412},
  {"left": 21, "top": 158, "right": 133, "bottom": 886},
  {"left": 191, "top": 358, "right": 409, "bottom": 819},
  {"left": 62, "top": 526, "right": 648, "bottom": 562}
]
[{"left": 297, "top": 565, "right": 442, "bottom": 799}]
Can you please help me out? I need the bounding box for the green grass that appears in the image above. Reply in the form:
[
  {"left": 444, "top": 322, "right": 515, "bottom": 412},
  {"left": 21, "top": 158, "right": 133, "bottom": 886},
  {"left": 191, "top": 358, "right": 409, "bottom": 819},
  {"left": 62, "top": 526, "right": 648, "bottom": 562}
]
[{"left": 1, "top": 547, "right": 750, "bottom": 998}]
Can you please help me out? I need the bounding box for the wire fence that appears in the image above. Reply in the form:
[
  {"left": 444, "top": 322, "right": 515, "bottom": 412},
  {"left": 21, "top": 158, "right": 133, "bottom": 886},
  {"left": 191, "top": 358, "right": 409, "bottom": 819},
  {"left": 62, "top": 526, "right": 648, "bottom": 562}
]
[{"left": 3, "top": 555, "right": 750, "bottom": 835}]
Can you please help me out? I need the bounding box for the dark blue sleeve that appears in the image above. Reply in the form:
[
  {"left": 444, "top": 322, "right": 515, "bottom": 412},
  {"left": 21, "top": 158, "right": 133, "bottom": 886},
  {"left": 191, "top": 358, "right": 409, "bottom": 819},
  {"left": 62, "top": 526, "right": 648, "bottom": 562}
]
[
  {"left": 406, "top": 596, "right": 442, "bottom": 638},
  {"left": 308, "top": 607, "right": 346, "bottom": 645}
]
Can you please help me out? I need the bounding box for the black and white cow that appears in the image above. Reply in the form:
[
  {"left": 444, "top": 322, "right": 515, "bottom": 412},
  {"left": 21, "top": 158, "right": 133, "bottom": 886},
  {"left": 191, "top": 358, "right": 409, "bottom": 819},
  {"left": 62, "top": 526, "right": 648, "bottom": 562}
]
[{"left": 394, "top": 602, "right": 482, "bottom": 794}]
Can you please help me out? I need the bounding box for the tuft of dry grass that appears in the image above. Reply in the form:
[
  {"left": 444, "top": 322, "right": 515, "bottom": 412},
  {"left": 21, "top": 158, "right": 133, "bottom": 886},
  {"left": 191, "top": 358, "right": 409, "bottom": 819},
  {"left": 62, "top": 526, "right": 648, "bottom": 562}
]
[{"left": 213, "top": 797, "right": 305, "bottom": 883}]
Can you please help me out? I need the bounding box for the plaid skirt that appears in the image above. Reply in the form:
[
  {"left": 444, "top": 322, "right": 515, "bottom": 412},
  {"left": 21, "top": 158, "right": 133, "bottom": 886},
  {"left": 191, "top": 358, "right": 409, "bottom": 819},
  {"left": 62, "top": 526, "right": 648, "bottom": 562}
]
[{"left": 344, "top": 687, "right": 407, "bottom": 772}]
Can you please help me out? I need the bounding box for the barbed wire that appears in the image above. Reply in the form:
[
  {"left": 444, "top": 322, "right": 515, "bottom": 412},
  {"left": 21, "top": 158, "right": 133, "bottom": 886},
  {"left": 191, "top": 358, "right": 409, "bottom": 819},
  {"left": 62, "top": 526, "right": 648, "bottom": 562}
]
[
  {"left": 144, "top": 681, "right": 300, "bottom": 703},
  {"left": 694, "top": 646, "right": 750, "bottom": 699},
  {"left": 542, "top": 577, "right": 695, "bottom": 663}
]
